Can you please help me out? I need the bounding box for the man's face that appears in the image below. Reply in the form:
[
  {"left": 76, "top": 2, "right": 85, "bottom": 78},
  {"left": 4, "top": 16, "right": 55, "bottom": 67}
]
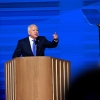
[{"left": 28, "top": 25, "right": 38, "bottom": 39}]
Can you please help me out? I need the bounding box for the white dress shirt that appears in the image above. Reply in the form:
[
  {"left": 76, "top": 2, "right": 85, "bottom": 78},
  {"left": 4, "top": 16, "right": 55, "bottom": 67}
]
[{"left": 29, "top": 36, "right": 36, "bottom": 52}]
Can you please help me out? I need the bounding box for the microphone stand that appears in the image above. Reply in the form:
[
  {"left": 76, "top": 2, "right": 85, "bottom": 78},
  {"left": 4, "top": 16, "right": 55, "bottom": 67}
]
[
  {"left": 34, "top": 39, "right": 39, "bottom": 56},
  {"left": 97, "top": 24, "right": 100, "bottom": 56}
]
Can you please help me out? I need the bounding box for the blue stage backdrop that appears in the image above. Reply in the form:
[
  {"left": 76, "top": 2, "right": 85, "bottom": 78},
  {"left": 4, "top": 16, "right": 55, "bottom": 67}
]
[{"left": 0, "top": 0, "right": 100, "bottom": 100}]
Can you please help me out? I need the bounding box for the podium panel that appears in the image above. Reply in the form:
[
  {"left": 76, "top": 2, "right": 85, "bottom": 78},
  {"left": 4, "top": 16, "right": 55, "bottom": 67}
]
[{"left": 5, "top": 57, "right": 70, "bottom": 100}]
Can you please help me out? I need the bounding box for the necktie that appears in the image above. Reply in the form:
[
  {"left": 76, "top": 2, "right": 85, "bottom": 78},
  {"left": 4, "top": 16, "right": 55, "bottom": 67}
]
[{"left": 32, "top": 40, "right": 36, "bottom": 56}]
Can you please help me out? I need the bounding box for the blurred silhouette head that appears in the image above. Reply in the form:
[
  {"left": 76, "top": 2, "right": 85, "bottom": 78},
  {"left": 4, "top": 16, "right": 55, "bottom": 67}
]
[{"left": 66, "top": 62, "right": 100, "bottom": 100}]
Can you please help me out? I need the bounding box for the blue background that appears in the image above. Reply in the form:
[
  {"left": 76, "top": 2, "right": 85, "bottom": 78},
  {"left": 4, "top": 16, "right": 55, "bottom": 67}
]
[{"left": 0, "top": 0, "right": 100, "bottom": 99}]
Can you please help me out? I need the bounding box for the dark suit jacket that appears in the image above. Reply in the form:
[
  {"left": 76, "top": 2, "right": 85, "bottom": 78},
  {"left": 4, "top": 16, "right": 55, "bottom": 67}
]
[{"left": 12, "top": 36, "right": 58, "bottom": 58}]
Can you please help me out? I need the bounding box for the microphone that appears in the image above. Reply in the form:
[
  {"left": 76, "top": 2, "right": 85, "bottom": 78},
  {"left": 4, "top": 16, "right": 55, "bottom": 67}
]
[
  {"left": 34, "top": 40, "right": 37, "bottom": 45},
  {"left": 34, "top": 37, "right": 39, "bottom": 55},
  {"left": 34, "top": 37, "right": 39, "bottom": 45}
]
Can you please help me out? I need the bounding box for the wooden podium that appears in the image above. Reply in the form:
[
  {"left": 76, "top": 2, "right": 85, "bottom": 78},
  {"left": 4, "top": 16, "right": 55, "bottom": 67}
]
[{"left": 5, "top": 56, "right": 70, "bottom": 100}]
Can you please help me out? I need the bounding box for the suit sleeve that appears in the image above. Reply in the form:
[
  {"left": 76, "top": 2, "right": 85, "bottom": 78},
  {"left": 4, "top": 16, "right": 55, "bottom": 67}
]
[
  {"left": 12, "top": 40, "right": 22, "bottom": 58},
  {"left": 45, "top": 37, "right": 59, "bottom": 48}
]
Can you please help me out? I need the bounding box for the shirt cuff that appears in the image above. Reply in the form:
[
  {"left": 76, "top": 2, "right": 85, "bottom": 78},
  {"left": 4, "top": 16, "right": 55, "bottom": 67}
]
[{"left": 54, "top": 39, "right": 58, "bottom": 42}]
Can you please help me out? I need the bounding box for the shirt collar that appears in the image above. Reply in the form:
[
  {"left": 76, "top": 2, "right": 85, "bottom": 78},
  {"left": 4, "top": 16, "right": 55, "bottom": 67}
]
[
  {"left": 29, "top": 36, "right": 34, "bottom": 41},
  {"left": 29, "top": 36, "right": 36, "bottom": 42}
]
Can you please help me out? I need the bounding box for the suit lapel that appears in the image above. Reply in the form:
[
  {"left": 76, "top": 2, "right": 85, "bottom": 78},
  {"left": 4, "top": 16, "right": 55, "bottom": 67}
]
[{"left": 25, "top": 37, "right": 33, "bottom": 56}]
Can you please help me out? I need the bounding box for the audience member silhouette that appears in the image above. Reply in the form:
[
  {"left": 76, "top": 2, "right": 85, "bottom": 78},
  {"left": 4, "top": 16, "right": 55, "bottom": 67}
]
[{"left": 66, "top": 62, "right": 100, "bottom": 100}]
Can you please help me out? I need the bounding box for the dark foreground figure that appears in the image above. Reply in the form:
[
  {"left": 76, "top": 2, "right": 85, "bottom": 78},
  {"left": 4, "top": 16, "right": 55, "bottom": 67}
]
[{"left": 66, "top": 63, "right": 100, "bottom": 100}]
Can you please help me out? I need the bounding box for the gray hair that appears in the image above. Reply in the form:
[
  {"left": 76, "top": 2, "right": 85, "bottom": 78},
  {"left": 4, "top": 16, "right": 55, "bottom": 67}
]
[{"left": 28, "top": 24, "right": 37, "bottom": 31}]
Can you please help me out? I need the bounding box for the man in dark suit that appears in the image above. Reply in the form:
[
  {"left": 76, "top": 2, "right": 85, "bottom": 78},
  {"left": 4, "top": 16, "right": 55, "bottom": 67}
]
[{"left": 12, "top": 24, "right": 59, "bottom": 58}]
